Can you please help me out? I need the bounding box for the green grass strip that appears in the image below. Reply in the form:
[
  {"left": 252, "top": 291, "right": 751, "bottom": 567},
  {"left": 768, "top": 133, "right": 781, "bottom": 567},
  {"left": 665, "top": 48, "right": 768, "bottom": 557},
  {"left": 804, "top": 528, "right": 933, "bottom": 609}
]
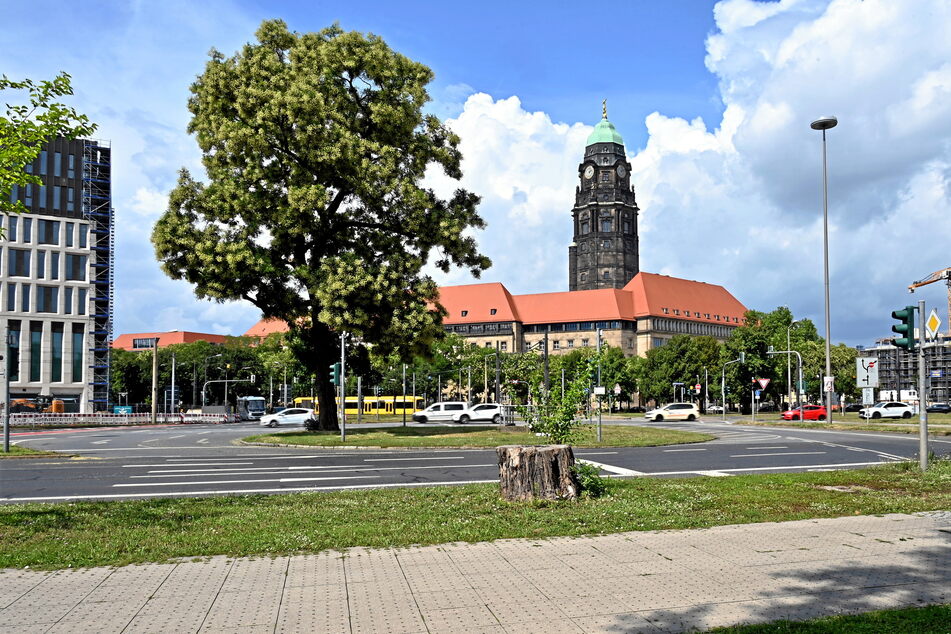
[
  {"left": 0, "top": 446, "right": 61, "bottom": 459},
  {"left": 1, "top": 460, "right": 949, "bottom": 570},
  {"left": 244, "top": 424, "right": 714, "bottom": 448},
  {"left": 708, "top": 603, "right": 951, "bottom": 633}
]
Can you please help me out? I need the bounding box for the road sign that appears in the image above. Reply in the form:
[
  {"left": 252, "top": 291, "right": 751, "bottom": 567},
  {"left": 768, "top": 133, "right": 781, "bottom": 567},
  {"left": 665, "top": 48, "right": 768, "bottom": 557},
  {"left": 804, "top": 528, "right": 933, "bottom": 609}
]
[
  {"left": 930, "top": 369, "right": 944, "bottom": 378},
  {"left": 594, "top": 386, "right": 606, "bottom": 395},
  {"left": 862, "top": 387, "right": 875, "bottom": 405},
  {"left": 823, "top": 376, "right": 835, "bottom": 392},
  {"left": 113, "top": 405, "right": 133, "bottom": 414},
  {"left": 926, "top": 308, "right": 941, "bottom": 339},
  {"left": 613, "top": 383, "right": 621, "bottom": 395},
  {"left": 694, "top": 383, "right": 701, "bottom": 391},
  {"left": 754, "top": 389, "right": 761, "bottom": 399},
  {"left": 856, "top": 357, "right": 879, "bottom": 388},
  {"left": 757, "top": 378, "right": 770, "bottom": 389}
]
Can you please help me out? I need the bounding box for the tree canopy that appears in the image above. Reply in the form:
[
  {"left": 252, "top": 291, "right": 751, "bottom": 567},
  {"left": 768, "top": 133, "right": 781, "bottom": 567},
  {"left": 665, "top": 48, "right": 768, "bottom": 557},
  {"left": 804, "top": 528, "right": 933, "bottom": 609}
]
[
  {"left": 0, "top": 72, "right": 96, "bottom": 221},
  {"left": 152, "top": 20, "right": 490, "bottom": 428}
]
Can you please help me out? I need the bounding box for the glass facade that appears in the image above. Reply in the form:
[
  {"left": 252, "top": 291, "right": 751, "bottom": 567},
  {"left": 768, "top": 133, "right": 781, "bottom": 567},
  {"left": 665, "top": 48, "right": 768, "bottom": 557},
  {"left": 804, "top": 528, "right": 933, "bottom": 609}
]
[
  {"left": 72, "top": 326, "right": 84, "bottom": 383},
  {"left": 7, "top": 322, "right": 20, "bottom": 382},
  {"left": 30, "top": 322, "right": 42, "bottom": 382},
  {"left": 51, "top": 324, "right": 63, "bottom": 382}
]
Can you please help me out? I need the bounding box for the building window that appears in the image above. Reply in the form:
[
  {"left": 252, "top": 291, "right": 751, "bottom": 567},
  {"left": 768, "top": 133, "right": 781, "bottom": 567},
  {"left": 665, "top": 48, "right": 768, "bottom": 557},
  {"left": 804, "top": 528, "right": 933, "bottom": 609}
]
[
  {"left": 734, "top": 317, "right": 739, "bottom": 323},
  {"left": 6, "top": 283, "right": 14, "bottom": 311},
  {"left": 67, "top": 187, "right": 75, "bottom": 212},
  {"left": 72, "top": 325, "right": 84, "bottom": 383},
  {"left": 65, "top": 254, "right": 87, "bottom": 281},
  {"left": 552, "top": 340, "right": 560, "bottom": 350},
  {"left": 601, "top": 239, "right": 611, "bottom": 249},
  {"left": 67, "top": 154, "right": 75, "bottom": 179},
  {"left": 37, "top": 286, "right": 58, "bottom": 313},
  {"left": 582, "top": 339, "right": 590, "bottom": 347},
  {"left": 38, "top": 186, "right": 46, "bottom": 209},
  {"left": 673, "top": 309, "right": 680, "bottom": 316},
  {"left": 38, "top": 219, "right": 60, "bottom": 244},
  {"left": 461, "top": 310, "right": 468, "bottom": 317},
  {"left": 36, "top": 250, "right": 45, "bottom": 279},
  {"left": 662, "top": 308, "right": 669, "bottom": 314},
  {"left": 53, "top": 186, "right": 61, "bottom": 210},
  {"left": 30, "top": 322, "right": 42, "bottom": 382},
  {"left": 499, "top": 341, "right": 507, "bottom": 352},
  {"left": 8, "top": 216, "right": 17, "bottom": 241},
  {"left": 78, "top": 224, "right": 88, "bottom": 248},
  {"left": 78, "top": 288, "right": 87, "bottom": 315},
  {"left": 65, "top": 222, "right": 74, "bottom": 247},
  {"left": 23, "top": 217, "right": 32, "bottom": 241},
  {"left": 567, "top": 340, "right": 574, "bottom": 348},
  {"left": 51, "top": 324, "right": 63, "bottom": 382},
  {"left": 9, "top": 184, "right": 17, "bottom": 203},
  {"left": 7, "top": 322, "right": 20, "bottom": 381},
  {"left": 715, "top": 315, "right": 720, "bottom": 321},
  {"left": 39, "top": 150, "right": 47, "bottom": 176},
  {"left": 8, "top": 249, "right": 30, "bottom": 276},
  {"left": 704, "top": 313, "right": 710, "bottom": 319},
  {"left": 600, "top": 171, "right": 610, "bottom": 182},
  {"left": 490, "top": 308, "right": 497, "bottom": 315},
  {"left": 624, "top": 220, "right": 631, "bottom": 233},
  {"left": 484, "top": 342, "right": 492, "bottom": 348},
  {"left": 54, "top": 151, "right": 62, "bottom": 178},
  {"left": 50, "top": 252, "right": 59, "bottom": 279},
  {"left": 64, "top": 287, "right": 72, "bottom": 314},
  {"left": 652, "top": 337, "right": 668, "bottom": 348},
  {"left": 132, "top": 338, "right": 157, "bottom": 349},
  {"left": 580, "top": 220, "right": 589, "bottom": 234},
  {"left": 580, "top": 273, "right": 586, "bottom": 282},
  {"left": 602, "top": 271, "right": 610, "bottom": 279},
  {"left": 601, "top": 218, "right": 612, "bottom": 232}
]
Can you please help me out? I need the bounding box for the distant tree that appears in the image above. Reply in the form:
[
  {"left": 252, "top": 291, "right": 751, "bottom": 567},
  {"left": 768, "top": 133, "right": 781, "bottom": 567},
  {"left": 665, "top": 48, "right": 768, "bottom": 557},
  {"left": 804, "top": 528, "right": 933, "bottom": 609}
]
[
  {"left": 151, "top": 21, "right": 490, "bottom": 430},
  {"left": 1, "top": 73, "right": 96, "bottom": 222}
]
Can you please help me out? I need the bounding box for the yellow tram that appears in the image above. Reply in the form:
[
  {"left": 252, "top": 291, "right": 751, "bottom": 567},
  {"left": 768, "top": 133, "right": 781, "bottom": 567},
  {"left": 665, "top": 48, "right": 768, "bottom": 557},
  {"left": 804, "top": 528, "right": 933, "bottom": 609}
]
[{"left": 293, "top": 395, "right": 423, "bottom": 416}]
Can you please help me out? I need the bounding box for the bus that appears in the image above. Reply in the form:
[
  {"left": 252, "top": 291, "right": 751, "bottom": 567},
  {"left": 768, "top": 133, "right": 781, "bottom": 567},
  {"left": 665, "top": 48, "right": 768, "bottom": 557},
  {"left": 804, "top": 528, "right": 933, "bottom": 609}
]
[
  {"left": 293, "top": 395, "right": 424, "bottom": 417},
  {"left": 237, "top": 396, "right": 267, "bottom": 421}
]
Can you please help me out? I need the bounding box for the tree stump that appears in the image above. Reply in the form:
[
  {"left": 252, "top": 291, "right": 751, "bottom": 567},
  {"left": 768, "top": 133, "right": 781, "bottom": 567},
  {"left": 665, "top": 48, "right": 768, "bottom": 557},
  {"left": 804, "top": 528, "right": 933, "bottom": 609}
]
[{"left": 497, "top": 445, "right": 579, "bottom": 501}]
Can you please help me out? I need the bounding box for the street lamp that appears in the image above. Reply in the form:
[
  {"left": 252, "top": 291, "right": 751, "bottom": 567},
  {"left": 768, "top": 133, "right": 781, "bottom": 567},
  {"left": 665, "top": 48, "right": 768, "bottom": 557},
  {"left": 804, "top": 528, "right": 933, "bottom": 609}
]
[
  {"left": 811, "top": 115, "right": 837, "bottom": 422},
  {"left": 202, "top": 353, "right": 222, "bottom": 408},
  {"left": 786, "top": 319, "right": 803, "bottom": 407}
]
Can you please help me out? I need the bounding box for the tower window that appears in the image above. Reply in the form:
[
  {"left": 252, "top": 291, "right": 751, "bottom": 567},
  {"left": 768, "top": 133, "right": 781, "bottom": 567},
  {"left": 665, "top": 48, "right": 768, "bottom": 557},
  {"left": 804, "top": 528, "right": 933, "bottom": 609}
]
[
  {"left": 600, "top": 171, "right": 610, "bottom": 182},
  {"left": 623, "top": 220, "right": 631, "bottom": 233},
  {"left": 602, "top": 239, "right": 611, "bottom": 249},
  {"left": 580, "top": 220, "right": 590, "bottom": 234},
  {"left": 602, "top": 271, "right": 610, "bottom": 280},
  {"left": 580, "top": 273, "right": 587, "bottom": 282},
  {"left": 601, "top": 218, "right": 612, "bottom": 232}
]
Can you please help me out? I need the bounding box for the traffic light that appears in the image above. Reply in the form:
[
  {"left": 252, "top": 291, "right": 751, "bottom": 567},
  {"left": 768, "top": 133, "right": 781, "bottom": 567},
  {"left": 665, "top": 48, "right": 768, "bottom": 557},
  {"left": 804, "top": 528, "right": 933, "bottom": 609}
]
[
  {"left": 891, "top": 305, "right": 916, "bottom": 351},
  {"left": 329, "top": 362, "right": 341, "bottom": 386}
]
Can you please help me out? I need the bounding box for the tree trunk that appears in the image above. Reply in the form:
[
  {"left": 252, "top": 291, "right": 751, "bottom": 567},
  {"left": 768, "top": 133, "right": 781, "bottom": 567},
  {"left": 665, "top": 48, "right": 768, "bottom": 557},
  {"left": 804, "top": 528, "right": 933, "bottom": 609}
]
[
  {"left": 497, "top": 445, "right": 579, "bottom": 501},
  {"left": 294, "top": 321, "right": 340, "bottom": 432}
]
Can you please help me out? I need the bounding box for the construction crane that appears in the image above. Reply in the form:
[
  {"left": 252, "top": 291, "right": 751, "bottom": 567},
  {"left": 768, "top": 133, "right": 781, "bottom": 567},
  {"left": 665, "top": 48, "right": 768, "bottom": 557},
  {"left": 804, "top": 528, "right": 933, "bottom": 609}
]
[{"left": 908, "top": 267, "right": 951, "bottom": 337}]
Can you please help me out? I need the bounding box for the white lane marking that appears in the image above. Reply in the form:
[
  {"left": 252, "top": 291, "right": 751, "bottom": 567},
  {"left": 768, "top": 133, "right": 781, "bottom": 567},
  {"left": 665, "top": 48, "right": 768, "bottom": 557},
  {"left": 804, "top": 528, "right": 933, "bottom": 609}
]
[
  {"left": 663, "top": 448, "right": 706, "bottom": 453},
  {"left": 362, "top": 456, "right": 465, "bottom": 462},
  {"left": 4, "top": 479, "right": 499, "bottom": 502},
  {"left": 90, "top": 440, "right": 110, "bottom": 445},
  {"left": 783, "top": 437, "right": 910, "bottom": 461},
  {"left": 168, "top": 435, "right": 186, "bottom": 440},
  {"left": 198, "top": 431, "right": 211, "bottom": 435},
  {"left": 124, "top": 462, "right": 254, "bottom": 468},
  {"left": 55, "top": 446, "right": 238, "bottom": 451},
  {"left": 696, "top": 471, "right": 732, "bottom": 477},
  {"left": 197, "top": 438, "right": 209, "bottom": 444},
  {"left": 140, "top": 439, "right": 159, "bottom": 444},
  {"left": 574, "top": 451, "right": 619, "bottom": 456},
  {"left": 114, "top": 475, "right": 378, "bottom": 487},
  {"left": 730, "top": 451, "right": 827, "bottom": 458},
  {"left": 134, "top": 464, "right": 495, "bottom": 477},
  {"left": 645, "top": 461, "right": 891, "bottom": 476},
  {"left": 748, "top": 446, "right": 788, "bottom": 449},
  {"left": 165, "top": 455, "right": 326, "bottom": 461},
  {"left": 576, "top": 459, "right": 645, "bottom": 476}
]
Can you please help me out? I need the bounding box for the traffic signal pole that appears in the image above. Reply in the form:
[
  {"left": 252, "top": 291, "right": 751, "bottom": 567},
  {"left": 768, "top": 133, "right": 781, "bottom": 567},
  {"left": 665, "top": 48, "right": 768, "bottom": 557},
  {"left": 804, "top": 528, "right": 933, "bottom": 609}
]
[
  {"left": 918, "top": 299, "right": 928, "bottom": 471},
  {"left": 340, "top": 332, "right": 346, "bottom": 442}
]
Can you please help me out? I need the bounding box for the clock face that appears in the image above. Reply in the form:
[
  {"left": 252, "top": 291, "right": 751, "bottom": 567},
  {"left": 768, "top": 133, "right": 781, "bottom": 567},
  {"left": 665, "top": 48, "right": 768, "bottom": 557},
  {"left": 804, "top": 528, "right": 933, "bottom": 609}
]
[
  {"left": 616, "top": 165, "right": 627, "bottom": 178},
  {"left": 584, "top": 165, "right": 595, "bottom": 179}
]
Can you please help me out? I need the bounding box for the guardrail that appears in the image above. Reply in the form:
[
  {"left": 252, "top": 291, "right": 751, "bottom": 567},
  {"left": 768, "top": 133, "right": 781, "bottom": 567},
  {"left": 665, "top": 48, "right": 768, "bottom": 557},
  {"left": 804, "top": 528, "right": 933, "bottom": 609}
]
[{"left": 8, "top": 412, "right": 240, "bottom": 427}]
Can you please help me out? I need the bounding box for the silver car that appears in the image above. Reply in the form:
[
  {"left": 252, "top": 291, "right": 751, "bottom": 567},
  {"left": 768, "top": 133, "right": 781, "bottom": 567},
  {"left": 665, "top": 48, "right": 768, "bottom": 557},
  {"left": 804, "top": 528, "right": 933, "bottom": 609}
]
[
  {"left": 412, "top": 402, "right": 468, "bottom": 423},
  {"left": 452, "top": 403, "right": 503, "bottom": 424},
  {"left": 258, "top": 407, "right": 315, "bottom": 427}
]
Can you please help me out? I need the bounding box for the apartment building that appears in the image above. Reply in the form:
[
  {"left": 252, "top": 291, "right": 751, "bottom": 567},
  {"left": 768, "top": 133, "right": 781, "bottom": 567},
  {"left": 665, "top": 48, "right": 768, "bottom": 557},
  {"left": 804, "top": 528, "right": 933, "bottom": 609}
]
[{"left": 1, "top": 138, "right": 113, "bottom": 412}]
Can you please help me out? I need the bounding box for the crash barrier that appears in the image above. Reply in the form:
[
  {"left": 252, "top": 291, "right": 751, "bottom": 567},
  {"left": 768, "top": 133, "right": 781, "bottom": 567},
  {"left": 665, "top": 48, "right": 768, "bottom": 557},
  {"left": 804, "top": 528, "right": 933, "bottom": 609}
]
[{"left": 8, "top": 412, "right": 241, "bottom": 427}]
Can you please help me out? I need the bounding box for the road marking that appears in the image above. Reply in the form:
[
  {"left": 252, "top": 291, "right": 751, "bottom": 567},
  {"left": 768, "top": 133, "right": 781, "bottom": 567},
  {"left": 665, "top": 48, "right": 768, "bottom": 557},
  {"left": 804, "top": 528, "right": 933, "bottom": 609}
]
[
  {"left": 362, "top": 456, "right": 465, "bottom": 462},
  {"left": 645, "top": 461, "right": 891, "bottom": 476},
  {"left": 782, "top": 437, "right": 910, "bottom": 461},
  {"left": 132, "top": 464, "right": 496, "bottom": 477},
  {"left": 2, "top": 479, "right": 499, "bottom": 502},
  {"left": 90, "top": 440, "right": 110, "bottom": 445},
  {"left": 168, "top": 435, "right": 186, "bottom": 440},
  {"left": 197, "top": 438, "right": 209, "bottom": 444},
  {"left": 576, "top": 459, "right": 645, "bottom": 476},
  {"left": 124, "top": 462, "right": 254, "bottom": 468},
  {"left": 749, "top": 446, "right": 788, "bottom": 450},
  {"left": 730, "top": 451, "right": 827, "bottom": 458},
  {"left": 114, "top": 475, "right": 379, "bottom": 487},
  {"left": 696, "top": 470, "right": 732, "bottom": 477},
  {"left": 663, "top": 448, "right": 706, "bottom": 452}
]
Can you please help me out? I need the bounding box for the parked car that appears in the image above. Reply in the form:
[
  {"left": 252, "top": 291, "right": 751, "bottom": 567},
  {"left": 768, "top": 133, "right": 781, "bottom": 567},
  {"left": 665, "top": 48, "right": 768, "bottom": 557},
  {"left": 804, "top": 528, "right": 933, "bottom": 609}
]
[
  {"left": 925, "top": 402, "right": 951, "bottom": 414},
  {"left": 258, "top": 407, "right": 315, "bottom": 427},
  {"left": 644, "top": 403, "right": 700, "bottom": 422},
  {"left": 412, "top": 401, "right": 468, "bottom": 423},
  {"left": 707, "top": 405, "right": 724, "bottom": 414},
  {"left": 859, "top": 402, "right": 914, "bottom": 419},
  {"left": 452, "top": 403, "right": 503, "bottom": 424},
  {"left": 781, "top": 405, "right": 827, "bottom": 421},
  {"left": 844, "top": 403, "right": 863, "bottom": 413}
]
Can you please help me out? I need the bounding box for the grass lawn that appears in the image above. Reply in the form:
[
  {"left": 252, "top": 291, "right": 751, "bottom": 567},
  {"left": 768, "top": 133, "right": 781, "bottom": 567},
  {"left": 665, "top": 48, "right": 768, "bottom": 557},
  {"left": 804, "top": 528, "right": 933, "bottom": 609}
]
[
  {"left": 0, "top": 445, "right": 62, "bottom": 459},
  {"left": 1, "top": 460, "right": 949, "bottom": 570},
  {"left": 710, "top": 603, "right": 951, "bottom": 633},
  {"left": 243, "top": 424, "right": 715, "bottom": 448}
]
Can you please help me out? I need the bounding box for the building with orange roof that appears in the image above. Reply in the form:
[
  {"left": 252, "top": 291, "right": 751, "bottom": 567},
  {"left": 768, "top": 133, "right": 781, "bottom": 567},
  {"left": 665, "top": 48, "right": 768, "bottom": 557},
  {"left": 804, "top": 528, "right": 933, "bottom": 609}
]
[
  {"left": 243, "top": 317, "right": 290, "bottom": 339},
  {"left": 112, "top": 330, "right": 232, "bottom": 351}
]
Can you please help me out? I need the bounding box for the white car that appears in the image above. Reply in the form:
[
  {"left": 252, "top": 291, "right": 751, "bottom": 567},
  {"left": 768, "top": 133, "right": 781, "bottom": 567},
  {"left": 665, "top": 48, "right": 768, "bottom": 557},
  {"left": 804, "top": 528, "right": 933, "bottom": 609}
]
[
  {"left": 452, "top": 403, "right": 503, "bottom": 424},
  {"left": 859, "top": 402, "right": 914, "bottom": 419},
  {"left": 412, "top": 402, "right": 468, "bottom": 423},
  {"left": 258, "top": 407, "right": 315, "bottom": 427},
  {"left": 644, "top": 402, "right": 700, "bottom": 422}
]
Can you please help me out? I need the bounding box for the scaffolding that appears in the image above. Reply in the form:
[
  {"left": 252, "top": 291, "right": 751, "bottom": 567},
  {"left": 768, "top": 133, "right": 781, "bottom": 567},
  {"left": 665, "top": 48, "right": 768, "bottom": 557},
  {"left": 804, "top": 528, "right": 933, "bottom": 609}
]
[{"left": 82, "top": 140, "right": 113, "bottom": 410}]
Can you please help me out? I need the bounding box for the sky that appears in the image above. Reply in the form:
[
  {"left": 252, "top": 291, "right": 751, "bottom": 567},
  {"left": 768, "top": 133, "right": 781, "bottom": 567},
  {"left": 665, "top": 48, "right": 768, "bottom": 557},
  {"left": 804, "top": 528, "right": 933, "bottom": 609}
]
[{"left": 3, "top": 0, "right": 951, "bottom": 347}]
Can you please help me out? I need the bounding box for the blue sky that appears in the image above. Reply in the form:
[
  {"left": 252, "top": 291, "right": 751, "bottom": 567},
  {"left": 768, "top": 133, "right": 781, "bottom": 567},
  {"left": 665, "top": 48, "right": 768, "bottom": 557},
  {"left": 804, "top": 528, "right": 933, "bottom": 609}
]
[{"left": 4, "top": 0, "right": 951, "bottom": 347}]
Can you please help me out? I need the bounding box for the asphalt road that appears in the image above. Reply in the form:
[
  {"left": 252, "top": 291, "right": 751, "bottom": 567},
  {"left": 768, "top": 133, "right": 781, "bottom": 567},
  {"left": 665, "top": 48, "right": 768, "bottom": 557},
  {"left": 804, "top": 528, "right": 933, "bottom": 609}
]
[{"left": 2, "top": 419, "right": 948, "bottom": 504}]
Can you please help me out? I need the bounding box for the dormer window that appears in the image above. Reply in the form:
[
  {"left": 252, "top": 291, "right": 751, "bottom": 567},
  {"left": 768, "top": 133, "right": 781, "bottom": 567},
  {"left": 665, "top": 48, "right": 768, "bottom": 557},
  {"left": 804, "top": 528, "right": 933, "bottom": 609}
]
[
  {"left": 662, "top": 308, "right": 669, "bottom": 314},
  {"left": 490, "top": 309, "right": 497, "bottom": 315},
  {"left": 461, "top": 310, "right": 468, "bottom": 317},
  {"left": 674, "top": 310, "right": 680, "bottom": 316}
]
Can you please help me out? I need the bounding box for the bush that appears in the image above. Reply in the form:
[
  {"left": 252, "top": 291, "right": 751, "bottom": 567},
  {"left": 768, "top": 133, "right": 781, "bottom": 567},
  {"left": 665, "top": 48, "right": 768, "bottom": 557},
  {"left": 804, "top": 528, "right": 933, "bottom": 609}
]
[{"left": 572, "top": 461, "right": 607, "bottom": 498}]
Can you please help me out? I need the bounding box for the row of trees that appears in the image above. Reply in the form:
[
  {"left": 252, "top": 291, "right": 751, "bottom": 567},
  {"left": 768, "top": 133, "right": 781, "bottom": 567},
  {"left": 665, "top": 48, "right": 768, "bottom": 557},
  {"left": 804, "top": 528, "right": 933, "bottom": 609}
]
[{"left": 111, "top": 306, "right": 860, "bottom": 413}]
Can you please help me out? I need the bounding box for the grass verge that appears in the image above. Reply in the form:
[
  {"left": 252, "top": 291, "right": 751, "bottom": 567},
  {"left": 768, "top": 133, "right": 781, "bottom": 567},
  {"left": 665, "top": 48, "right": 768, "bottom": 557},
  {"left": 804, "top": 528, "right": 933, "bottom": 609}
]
[
  {"left": 1, "top": 460, "right": 949, "bottom": 570},
  {"left": 709, "top": 603, "right": 951, "bottom": 633},
  {"left": 244, "top": 424, "right": 714, "bottom": 448},
  {"left": 0, "top": 446, "right": 62, "bottom": 459}
]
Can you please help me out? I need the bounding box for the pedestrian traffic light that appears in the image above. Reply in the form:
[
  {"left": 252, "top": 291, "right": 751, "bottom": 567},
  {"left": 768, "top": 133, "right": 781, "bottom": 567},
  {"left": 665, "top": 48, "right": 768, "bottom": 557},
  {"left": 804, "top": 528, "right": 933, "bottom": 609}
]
[
  {"left": 329, "top": 362, "right": 341, "bottom": 386},
  {"left": 891, "top": 305, "right": 916, "bottom": 351}
]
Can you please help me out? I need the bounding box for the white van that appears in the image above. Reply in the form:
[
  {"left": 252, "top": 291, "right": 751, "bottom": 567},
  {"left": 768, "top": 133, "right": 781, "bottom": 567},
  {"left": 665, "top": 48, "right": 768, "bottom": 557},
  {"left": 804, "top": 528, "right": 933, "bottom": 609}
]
[{"left": 412, "top": 402, "right": 468, "bottom": 423}]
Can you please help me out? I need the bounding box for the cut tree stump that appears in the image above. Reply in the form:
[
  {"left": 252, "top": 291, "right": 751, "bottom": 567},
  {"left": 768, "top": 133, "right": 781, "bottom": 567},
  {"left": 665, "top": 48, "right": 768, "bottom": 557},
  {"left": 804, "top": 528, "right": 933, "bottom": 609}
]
[{"left": 496, "top": 445, "right": 579, "bottom": 501}]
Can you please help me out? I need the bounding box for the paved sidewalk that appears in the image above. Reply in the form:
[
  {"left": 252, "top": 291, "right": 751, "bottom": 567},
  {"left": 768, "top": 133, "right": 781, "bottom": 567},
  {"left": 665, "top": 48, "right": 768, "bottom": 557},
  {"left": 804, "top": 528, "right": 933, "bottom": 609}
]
[{"left": 1, "top": 512, "right": 949, "bottom": 633}]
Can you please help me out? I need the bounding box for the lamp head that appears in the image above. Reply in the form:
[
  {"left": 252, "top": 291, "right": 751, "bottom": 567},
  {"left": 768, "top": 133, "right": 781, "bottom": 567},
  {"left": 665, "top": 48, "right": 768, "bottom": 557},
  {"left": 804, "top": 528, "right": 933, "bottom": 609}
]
[{"left": 810, "top": 116, "right": 838, "bottom": 130}]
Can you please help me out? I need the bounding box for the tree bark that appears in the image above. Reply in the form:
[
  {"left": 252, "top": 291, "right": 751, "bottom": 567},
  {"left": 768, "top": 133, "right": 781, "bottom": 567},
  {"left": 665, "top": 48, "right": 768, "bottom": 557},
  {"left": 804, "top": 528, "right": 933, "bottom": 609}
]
[{"left": 496, "top": 445, "right": 579, "bottom": 502}]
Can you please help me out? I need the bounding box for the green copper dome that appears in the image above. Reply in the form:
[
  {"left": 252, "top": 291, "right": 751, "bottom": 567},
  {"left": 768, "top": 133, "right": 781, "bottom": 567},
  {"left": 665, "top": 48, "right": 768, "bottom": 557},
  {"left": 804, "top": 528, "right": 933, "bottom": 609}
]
[{"left": 586, "top": 118, "right": 625, "bottom": 146}]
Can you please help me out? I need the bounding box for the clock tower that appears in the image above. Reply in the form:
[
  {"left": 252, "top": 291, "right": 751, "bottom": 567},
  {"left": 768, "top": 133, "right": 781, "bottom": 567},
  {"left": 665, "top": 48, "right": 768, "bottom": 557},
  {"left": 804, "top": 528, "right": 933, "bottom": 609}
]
[{"left": 568, "top": 105, "right": 639, "bottom": 291}]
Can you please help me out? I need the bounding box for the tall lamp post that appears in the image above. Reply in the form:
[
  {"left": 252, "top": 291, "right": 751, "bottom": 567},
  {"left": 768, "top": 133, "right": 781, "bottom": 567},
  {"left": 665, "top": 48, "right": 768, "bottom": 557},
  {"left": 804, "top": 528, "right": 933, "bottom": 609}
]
[
  {"left": 786, "top": 319, "right": 802, "bottom": 407},
  {"left": 811, "top": 115, "right": 837, "bottom": 421}
]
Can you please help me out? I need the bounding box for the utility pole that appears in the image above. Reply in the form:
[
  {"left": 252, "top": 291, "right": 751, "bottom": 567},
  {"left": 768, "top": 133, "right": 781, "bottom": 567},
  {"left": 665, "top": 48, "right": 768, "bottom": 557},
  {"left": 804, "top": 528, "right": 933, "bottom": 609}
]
[
  {"left": 918, "top": 299, "right": 929, "bottom": 471},
  {"left": 170, "top": 351, "right": 176, "bottom": 414},
  {"left": 340, "top": 331, "right": 347, "bottom": 442},
  {"left": 402, "top": 364, "right": 407, "bottom": 426},
  {"left": 494, "top": 345, "right": 501, "bottom": 403},
  {"left": 150, "top": 337, "right": 160, "bottom": 425},
  {"left": 543, "top": 331, "right": 550, "bottom": 393},
  {"left": 597, "top": 328, "right": 603, "bottom": 443},
  {"left": 357, "top": 376, "right": 363, "bottom": 424}
]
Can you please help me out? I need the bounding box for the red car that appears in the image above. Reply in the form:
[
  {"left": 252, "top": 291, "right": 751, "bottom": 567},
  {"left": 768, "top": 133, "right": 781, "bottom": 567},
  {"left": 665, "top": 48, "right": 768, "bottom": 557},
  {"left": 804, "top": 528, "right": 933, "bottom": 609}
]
[{"left": 781, "top": 405, "right": 827, "bottom": 421}]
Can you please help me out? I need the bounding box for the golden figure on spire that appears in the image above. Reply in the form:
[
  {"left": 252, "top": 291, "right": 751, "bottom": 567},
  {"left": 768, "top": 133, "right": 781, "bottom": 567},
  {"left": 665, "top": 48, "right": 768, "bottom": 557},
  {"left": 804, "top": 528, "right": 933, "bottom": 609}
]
[{"left": 602, "top": 99, "right": 607, "bottom": 119}]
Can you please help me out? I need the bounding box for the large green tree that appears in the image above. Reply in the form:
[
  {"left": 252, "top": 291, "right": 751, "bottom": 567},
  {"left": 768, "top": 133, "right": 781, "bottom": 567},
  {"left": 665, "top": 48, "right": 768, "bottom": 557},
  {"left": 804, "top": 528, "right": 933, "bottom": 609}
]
[
  {"left": 1, "top": 72, "right": 96, "bottom": 221},
  {"left": 152, "top": 21, "right": 490, "bottom": 429}
]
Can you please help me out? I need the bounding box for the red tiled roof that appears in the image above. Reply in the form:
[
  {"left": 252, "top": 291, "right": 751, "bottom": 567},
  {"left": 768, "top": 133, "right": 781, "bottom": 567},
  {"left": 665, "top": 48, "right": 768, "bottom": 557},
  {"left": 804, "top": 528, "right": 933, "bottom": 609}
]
[
  {"left": 243, "top": 318, "right": 291, "bottom": 338},
  {"left": 112, "top": 331, "right": 230, "bottom": 350},
  {"left": 623, "top": 272, "right": 747, "bottom": 324},
  {"left": 437, "top": 282, "right": 520, "bottom": 324},
  {"left": 512, "top": 289, "right": 635, "bottom": 324}
]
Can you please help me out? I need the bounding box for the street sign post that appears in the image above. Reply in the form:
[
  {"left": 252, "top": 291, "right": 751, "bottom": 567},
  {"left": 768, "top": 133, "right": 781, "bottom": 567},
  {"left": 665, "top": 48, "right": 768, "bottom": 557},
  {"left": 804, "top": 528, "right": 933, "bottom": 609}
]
[
  {"left": 856, "top": 357, "right": 879, "bottom": 388},
  {"left": 862, "top": 387, "right": 875, "bottom": 405},
  {"left": 757, "top": 378, "right": 770, "bottom": 390},
  {"left": 823, "top": 376, "right": 835, "bottom": 393},
  {"left": 613, "top": 383, "right": 621, "bottom": 396}
]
